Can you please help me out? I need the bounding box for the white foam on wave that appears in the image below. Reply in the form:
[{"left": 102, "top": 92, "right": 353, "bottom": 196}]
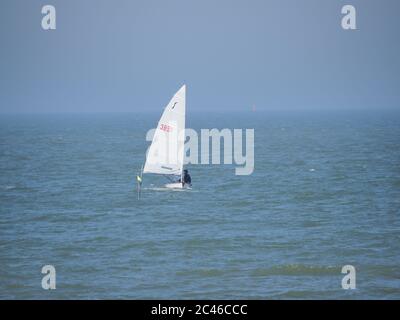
[
  {"left": 144, "top": 187, "right": 189, "bottom": 192},
  {"left": 3, "top": 185, "right": 16, "bottom": 190}
]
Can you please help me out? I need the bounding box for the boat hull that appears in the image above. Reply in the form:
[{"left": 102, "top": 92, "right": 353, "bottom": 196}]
[{"left": 165, "top": 182, "right": 191, "bottom": 189}]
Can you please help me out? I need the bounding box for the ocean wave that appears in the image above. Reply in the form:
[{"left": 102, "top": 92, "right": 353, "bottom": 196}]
[{"left": 251, "top": 264, "right": 339, "bottom": 277}]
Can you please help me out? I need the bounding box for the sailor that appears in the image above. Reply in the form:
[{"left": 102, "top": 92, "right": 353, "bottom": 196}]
[{"left": 179, "top": 169, "right": 192, "bottom": 186}]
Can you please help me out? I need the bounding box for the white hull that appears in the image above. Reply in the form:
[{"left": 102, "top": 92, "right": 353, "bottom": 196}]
[{"left": 165, "top": 182, "right": 191, "bottom": 189}]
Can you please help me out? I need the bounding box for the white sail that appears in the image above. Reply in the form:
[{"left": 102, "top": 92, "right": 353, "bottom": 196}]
[{"left": 143, "top": 85, "right": 186, "bottom": 176}]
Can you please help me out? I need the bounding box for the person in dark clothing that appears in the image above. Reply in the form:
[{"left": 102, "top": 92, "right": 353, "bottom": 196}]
[{"left": 179, "top": 169, "right": 192, "bottom": 186}]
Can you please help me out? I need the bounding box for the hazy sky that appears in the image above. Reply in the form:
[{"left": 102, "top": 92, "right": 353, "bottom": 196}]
[{"left": 0, "top": 0, "right": 399, "bottom": 113}]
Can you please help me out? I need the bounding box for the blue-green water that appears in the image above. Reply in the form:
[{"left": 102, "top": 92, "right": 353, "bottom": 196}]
[{"left": 1, "top": 110, "right": 399, "bottom": 299}]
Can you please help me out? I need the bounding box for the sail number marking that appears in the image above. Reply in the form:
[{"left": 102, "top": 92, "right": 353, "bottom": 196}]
[{"left": 160, "top": 124, "right": 173, "bottom": 132}]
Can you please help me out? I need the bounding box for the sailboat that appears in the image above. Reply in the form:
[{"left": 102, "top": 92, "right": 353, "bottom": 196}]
[{"left": 137, "top": 85, "right": 189, "bottom": 194}]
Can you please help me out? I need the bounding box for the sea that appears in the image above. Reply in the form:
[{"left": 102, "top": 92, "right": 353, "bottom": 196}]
[{"left": 0, "top": 109, "right": 399, "bottom": 299}]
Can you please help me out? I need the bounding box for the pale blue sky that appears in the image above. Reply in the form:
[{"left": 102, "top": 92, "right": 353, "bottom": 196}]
[{"left": 0, "top": 0, "right": 399, "bottom": 113}]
